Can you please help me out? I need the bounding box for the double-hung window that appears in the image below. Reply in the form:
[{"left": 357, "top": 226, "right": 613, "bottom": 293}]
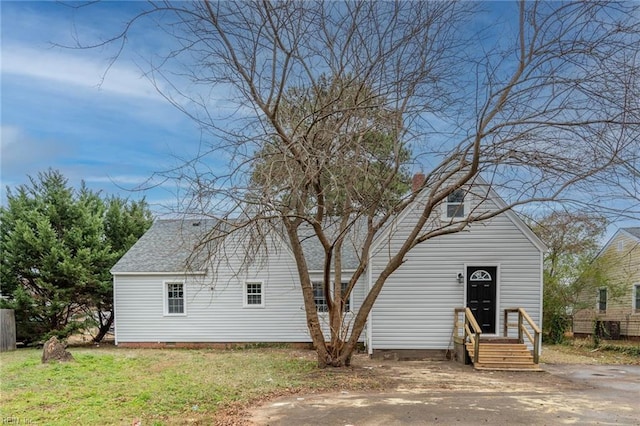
[
  {"left": 244, "top": 281, "right": 265, "bottom": 308},
  {"left": 165, "top": 282, "right": 185, "bottom": 315},
  {"left": 444, "top": 189, "right": 466, "bottom": 218},
  {"left": 634, "top": 284, "right": 640, "bottom": 313},
  {"left": 598, "top": 288, "right": 607, "bottom": 312},
  {"left": 313, "top": 281, "right": 350, "bottom": 313}
]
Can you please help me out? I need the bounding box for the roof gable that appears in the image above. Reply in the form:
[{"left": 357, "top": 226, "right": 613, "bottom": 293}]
[
  {"left": 372, "top": 174, "right": 547, "bottom": 254},
  {"left": 113, "top": 176, "right": 548, "bottom": 275},
  {"left": 622, "top": 227, "right": 640, "bottom": 240},
  {"left": 597, "top": 226, "right": 640, "bottom": 258}
]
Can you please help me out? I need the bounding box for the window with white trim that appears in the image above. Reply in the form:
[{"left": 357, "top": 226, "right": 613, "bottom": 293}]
[
  {"left": 469, "top": 270, "right": 492, "bottom": 281},
  {"left": 313, "top": 281, "right": 350, "bottom": 313},
  {"left": 444, "top": 189, "right": 466, "bottom": 218},
  {"left": 165, "top": 282, "right": 185, "bottom": 315},
  {"left": 598, "top": 288, "right": 607, "bottom": 312},
  {"left": 634, "top": 284, "right": 640, "bottom": 313},
  {"left": 244, "top": 281, "right": 264, "bottom": 307}
]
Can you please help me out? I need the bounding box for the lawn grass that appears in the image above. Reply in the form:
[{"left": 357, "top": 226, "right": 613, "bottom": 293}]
[
  {"left": 0, "top": 346, "right": 382, "bottom": 425},
  {"left": 542, "top": 338, "right": 640, "bottom": 365}
]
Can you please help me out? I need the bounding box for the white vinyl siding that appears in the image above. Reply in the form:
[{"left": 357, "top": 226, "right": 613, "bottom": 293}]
[
  {"left": 369, "top": 190, "right": 543, "bottom": 351},
  {"left": 114, "top": 235, "right": 365, "bottom": 344}
]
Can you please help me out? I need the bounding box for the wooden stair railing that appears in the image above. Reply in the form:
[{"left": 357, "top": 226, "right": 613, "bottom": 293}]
[
  {"left": 503, "top": 308, "right": 541, "bottom": 364},
  {"left": 454, "top": 307, "right": 542, "bottom": 371},
  {"left": 453, "top": 307, "right": 482, "bottom": 364}
]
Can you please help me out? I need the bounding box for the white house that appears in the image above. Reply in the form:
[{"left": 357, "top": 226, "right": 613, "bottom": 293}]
[
  {"left": 367, "top": 181, "right": 546, "bottom": 359},
  {"left": 111, "top": 179, "right": 545, "bottom": 359}
]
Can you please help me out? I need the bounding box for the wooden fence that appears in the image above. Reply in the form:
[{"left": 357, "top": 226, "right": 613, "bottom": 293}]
[{"left": 0, "top": 309, "right": 17, "bottom": 352}]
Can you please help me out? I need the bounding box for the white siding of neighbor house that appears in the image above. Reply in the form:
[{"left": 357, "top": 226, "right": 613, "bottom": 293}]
[
  {"left": 114, "top": 236, "right": 365, "bottom": 344},
  {"left": 369, "top": 190, "right": 543, "bottom": 351}
]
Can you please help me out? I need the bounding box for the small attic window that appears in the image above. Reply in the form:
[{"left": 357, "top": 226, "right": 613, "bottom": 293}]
[{"left": 443, "top": 189, "right": 466, "bottom": 219}]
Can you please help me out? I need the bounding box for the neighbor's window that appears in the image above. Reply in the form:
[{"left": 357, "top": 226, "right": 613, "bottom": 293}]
[
  {"left": 634, "top": 284, "right": 640, "bottom": 313},
  {"left": 244, "top": 281, "right": 264, "bottom": 307},
  {"left": 166, "top": 282, "right": 185, "bottom": 315},
  {"left": 598, "top": 288, "right": 607, "bottom": 312},
  {"left": 445, "top": 189, "right": 465, "bottom": 218},
  {"left": 313, "top": 281, "right": 350, "bottom": 313}
]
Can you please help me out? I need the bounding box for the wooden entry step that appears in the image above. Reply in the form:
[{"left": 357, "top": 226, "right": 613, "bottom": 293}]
[{"left": 466, "top": 342, "right": 542, "bottom": 371}]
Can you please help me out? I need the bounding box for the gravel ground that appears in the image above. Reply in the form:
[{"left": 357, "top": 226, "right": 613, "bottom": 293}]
[{"left": 249, "top": 348, "right": 640, "bottom": 425}]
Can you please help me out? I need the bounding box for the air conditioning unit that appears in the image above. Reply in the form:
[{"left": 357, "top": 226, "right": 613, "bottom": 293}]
[{"left": 595, "top": 320, "right": 621, "bottom": 340}]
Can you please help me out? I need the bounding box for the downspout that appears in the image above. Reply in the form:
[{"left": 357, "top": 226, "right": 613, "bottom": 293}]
[
  {"left": 538, "top": 249, "right": 544, "bottom": 354},
  {"left": 366, "top": 254, "right": 373, "bottom": 355},
  {"left": 113, "top": 275, "right": 118, "bottom": 346}
]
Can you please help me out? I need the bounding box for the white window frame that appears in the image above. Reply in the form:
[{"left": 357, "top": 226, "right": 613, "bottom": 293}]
[
  {"left": 312, "top": 281, "right": 351, "bottom": 313},
  {"left": 633, "top": 284, "right": 640, "bottom": 313},
  {"left": 598, "top": 287, "right": 607, "bottom": 313},
  {"left": 243, "top": 280, "right": 265, "bottom": 308},
  {"left": 442, "top": 188, "right": 469, "bottom": 220},
  {"left": 163, "top": 281, "right": 186, "bottom": 316},
  {"left": 469, "top": 270, "right": 492, "bottom": 281}
]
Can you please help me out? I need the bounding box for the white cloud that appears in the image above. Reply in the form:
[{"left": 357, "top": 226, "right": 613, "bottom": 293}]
[
  {"left": 1, "top": 44, "right": 166, "bottom": 101},
  {"left": 0, "top": 125, "right": 21, "bottom": 151},
  {"left": 84, "top": 173, "right": 177, "bottom": 189},
  {"left": 0, "top": 125, "right": 68, "bottom": 176},
  {"left": 0, "top": 125, "right": 81, "bottom": 197}
]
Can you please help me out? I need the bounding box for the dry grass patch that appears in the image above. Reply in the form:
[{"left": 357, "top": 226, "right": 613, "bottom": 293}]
[
  {"left": 542, "top": 339, "right": 640, "bottom": 365},
  {"left": 0, "top": 347, "right": 387, "bottom": 426}
]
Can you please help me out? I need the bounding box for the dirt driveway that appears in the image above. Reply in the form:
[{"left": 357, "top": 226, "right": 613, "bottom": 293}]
[{"left": 249, "top": 359, "right": 640, "bottom": 425}]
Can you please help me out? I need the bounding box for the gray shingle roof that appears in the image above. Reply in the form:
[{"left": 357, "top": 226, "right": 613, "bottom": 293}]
[
  {"left": 623, "top": 227, "right": 640, "bottom": 240},
  {"left": 111, "top": 219, "right": 216, "bottom": 273},
  {"left": 111, "top": 218, "right": 364, "bottom": 274},
  {"left": 298, "top": 221, "right": 365, "bottom": 271}
]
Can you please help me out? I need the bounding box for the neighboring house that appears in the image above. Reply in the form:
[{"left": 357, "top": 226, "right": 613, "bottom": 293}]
[
  {"left": 573, "top": 227, "right": 640, "bottom": 340},
  {"left": 111, "top": 178, "right": 546, "bottom": 357}
]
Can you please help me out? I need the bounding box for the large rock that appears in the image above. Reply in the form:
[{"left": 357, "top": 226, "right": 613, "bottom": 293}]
[{"left": 41, "top": 336, "right": 74, "bottom": 363}]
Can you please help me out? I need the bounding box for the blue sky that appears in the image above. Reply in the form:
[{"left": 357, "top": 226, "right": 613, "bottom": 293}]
[
  {"left": 1, "top": 1, "right": 637, "bottom": 239},
  {"left": 1, "top": 1, "right": 206, "bottom": 212},
  {"left": 0, "top": 1, "right": 521, "bottom": 215}
]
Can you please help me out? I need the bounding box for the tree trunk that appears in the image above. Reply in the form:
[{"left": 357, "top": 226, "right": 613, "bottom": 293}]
[{"left": 92, "top": 311, "right": 114, "bottom": 343}]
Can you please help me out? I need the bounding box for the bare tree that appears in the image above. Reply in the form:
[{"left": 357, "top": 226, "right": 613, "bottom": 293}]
[
  {"left": 529, "top": 211, "right": 608, "bottom": 343},
  {"left": 82, "top": 1, "right": 640, "bottom": 366}
]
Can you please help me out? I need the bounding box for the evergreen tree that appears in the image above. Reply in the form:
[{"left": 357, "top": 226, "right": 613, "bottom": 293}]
[{"left": 0, "top": 170, "right": 152, "bottom": 343}]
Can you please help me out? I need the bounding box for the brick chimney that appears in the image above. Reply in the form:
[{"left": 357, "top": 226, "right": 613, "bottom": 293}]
[{"left": 411, "top": 173, "right": 426, "bottom": 193}]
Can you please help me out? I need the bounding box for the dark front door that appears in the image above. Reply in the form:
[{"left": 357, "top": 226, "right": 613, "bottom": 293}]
[{"left": 466, "top": 266, "right": 497, "bottom": 334}]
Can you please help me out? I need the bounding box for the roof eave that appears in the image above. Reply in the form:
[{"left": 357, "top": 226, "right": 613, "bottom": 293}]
[{"left": 111, "top": 271, "right": 207, "bottom": 276}]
